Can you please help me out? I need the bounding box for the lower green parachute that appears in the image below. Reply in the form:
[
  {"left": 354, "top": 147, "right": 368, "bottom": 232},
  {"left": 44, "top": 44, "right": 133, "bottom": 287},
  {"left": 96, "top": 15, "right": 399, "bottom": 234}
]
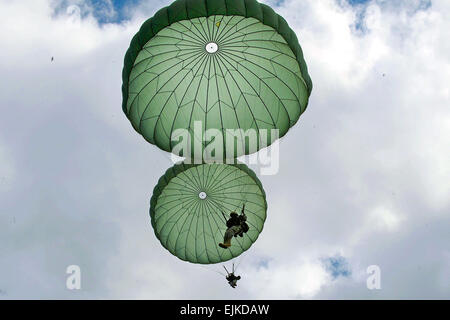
[{"left": 150, "top": 162, "right": 267, "bottom": 264}]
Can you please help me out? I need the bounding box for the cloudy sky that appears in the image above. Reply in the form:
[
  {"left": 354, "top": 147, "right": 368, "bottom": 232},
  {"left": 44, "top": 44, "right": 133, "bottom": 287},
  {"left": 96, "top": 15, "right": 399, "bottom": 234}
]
[{"left": 0, "top": 0, "right": 449, "bottom": 299}]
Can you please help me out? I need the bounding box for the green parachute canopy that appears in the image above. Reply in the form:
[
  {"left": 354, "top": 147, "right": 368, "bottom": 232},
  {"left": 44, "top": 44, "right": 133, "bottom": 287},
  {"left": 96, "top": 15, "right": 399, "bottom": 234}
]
[
  {"left": 150, "top": 162, "right": 267, "bottom": 264},
  {"left": 122, "top": 0, "right": 312, "bottom": 159}
]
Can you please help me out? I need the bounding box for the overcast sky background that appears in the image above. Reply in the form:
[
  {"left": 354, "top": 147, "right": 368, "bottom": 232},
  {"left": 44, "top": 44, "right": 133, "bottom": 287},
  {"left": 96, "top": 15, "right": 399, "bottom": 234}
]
[{"left": 0, "top": 0, "right": 449, "bottom": 299}]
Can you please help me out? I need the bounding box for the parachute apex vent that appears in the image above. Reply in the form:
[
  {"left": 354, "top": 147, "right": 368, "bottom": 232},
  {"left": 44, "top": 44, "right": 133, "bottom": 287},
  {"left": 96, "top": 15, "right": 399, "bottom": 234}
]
[{"left": 205, "top": 42, "right": 218, "bottom": 54}]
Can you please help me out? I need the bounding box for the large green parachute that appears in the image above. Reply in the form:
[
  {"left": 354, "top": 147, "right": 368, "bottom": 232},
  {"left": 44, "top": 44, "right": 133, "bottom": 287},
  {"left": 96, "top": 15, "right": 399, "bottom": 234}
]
[
  {"left": 150, "top": 162, "right": 267, "bottom": 264},
  {"left": 122, "top": 0, "right": 312, "bottom": 159}
]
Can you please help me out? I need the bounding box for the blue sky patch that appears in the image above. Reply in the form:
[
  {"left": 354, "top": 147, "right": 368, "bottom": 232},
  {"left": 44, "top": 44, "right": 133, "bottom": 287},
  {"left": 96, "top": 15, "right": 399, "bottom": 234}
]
[
  {"left": 347, "top": 0, "right": 370, "bottom": 5},
  {"left": 92, "top": 0, "right": 140, "bottom": 23},
  {"left": 321, "top": 255, "right": 351, "bottom": 280},
  {"left": 53, "top": 0, "right": 140, "bottom": 24}
]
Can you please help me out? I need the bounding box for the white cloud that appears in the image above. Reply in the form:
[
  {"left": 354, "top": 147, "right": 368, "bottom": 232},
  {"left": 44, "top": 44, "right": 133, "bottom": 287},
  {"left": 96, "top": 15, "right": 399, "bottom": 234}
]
[
  {"left": 0, "top": 141, "right": 15, "bottom": 192},
  {"left": 367, "top": 205, "right": 404, "bottom": 231},
  {"left": 246, "top": 259, "right": 330, "bottom": 299}
]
